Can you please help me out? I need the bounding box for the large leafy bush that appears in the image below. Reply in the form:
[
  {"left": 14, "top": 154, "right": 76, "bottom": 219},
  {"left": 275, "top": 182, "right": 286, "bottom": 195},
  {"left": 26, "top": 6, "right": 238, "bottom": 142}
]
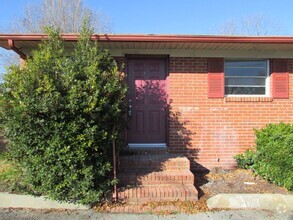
[
  {"left": 0, "top": 27, "right": 127, "bottom": 204},
  {"left": 234, "top": 123, "right": 293, "bottom": 191}
]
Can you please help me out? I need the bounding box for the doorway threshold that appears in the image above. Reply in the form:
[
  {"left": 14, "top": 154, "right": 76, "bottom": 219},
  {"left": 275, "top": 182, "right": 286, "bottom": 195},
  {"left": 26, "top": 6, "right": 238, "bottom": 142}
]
[{"left": 128, "top": 143, "right": 167, "bottom": 148}]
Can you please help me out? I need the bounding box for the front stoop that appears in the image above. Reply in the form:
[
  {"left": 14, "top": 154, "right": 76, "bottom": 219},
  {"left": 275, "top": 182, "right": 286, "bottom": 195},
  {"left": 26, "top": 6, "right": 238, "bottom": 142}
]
[{"left": 117, "top": 149, "right": 198, "bottom": 203}]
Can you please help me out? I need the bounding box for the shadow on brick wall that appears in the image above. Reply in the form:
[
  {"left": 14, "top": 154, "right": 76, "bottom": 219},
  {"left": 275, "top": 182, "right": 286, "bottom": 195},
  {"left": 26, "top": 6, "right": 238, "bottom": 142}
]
[
  {"left": 168, "top": 106, "right": 208, "bottom": 171},
  {"left": 129, "top": 79, "right": 208, "bottom": 170}
]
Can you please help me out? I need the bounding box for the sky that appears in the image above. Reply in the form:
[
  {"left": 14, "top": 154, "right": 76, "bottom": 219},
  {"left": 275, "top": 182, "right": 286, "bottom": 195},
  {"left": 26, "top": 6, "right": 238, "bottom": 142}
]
[
  {"left": 0, "top": 0, "right": 293, "bottom": 35},
  {"left": 1, "top": 0, "right": 293, "bottom": 74},
  {"left": 85, "top": 0, "right": 293, "bottom": 35}
]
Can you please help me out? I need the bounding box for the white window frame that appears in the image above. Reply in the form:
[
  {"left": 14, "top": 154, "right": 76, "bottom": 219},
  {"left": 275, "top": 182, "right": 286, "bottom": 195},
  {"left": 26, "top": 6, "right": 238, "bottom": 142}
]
[{"left": 224, "top": 59, "right": 270, "bottom": 97}]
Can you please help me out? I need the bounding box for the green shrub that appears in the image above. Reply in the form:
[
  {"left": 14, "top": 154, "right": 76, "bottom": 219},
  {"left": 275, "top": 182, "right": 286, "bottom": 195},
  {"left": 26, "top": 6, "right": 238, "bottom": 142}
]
[
  {"left": 234, "top": 149, "right": 256, "bottom": 169},
  {"left": 0, "top": 26, "right": 127, "bottom": 204},
  {"left": 253, "top": 123, "right": 293, "bottom": 190}
]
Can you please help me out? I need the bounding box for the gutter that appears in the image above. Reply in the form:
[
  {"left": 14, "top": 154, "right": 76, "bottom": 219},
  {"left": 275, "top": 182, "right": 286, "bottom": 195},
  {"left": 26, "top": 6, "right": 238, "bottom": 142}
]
[
  {"left": 8, "top": 39, "right": 27, "bottom": 59},
  {"left": 2, "top": 34, "right": 293, "bottom": 44}
]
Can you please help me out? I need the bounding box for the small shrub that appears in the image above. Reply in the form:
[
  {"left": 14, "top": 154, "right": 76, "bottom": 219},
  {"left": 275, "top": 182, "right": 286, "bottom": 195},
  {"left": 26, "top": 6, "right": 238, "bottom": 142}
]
[
  {"left": 0, "top": 25, "right": 127, "bottom": 204},
  {"left": 253, "top": 123, "right": 293, "bottom": 190},
  {"left": 234, "top": 149, "right": 256, "bottom": 169}
]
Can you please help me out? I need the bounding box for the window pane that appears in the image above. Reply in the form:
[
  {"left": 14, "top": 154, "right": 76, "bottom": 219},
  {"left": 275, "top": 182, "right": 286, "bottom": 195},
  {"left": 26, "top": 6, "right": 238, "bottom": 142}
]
[
  {"left": 225, "top": 87, "right": 265, "bottom": 95},
  {"left": 225, "top": 78, "right": 266, "bottom": 86},
  {"left": 225, "top": 67, "right": 266, "bottom": 77},
  {"left": 224, "top": 60, "right": 268, "bottom": 96}
]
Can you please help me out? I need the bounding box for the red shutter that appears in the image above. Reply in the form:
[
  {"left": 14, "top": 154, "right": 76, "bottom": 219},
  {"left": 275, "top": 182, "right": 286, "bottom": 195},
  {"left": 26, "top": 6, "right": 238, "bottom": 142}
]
[
  {"left": 272, "top": 59, "right": 289, "bottom": 99},
  {"left": 208, "top": 58, "right": 224, "bottom": 98}
]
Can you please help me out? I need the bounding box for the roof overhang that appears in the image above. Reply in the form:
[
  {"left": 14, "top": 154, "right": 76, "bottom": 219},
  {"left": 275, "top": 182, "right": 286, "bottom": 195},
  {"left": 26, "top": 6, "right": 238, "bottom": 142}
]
[{"left": 2, "top": 34, "right": 293, "bottom": 58}]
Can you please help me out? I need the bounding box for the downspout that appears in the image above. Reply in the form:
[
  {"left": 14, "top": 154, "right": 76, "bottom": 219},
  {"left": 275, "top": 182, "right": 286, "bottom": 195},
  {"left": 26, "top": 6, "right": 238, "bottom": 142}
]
[
  {"left": 112, "top": 126, "right": 118, "bottom": 202},
  {"left": 112, "top": 126, "right": 118, "bottom": 203},
  {"left": 8, "top": 39, "right": 27, "bottom": 60},
  {"left": 113, "top": 138, "right": 118, "bottom": 202}
]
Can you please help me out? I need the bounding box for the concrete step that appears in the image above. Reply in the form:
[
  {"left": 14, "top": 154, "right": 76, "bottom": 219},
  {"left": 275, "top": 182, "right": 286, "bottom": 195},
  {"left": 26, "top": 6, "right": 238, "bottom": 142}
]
[
  {"left": 117, "top": 185, "right": 198, "bottom": 204},
  {"left": 119, "top": 154, "right": 190, "bottom": 172},
  {"left": 118, "top": 170, "right": 194, "bottom": 186}
]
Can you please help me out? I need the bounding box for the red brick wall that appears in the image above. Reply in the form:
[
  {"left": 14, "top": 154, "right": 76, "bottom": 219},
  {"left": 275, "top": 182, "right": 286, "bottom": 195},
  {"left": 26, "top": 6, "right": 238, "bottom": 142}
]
[
  {"left": 168, "top": 57, "right": 293, "bottom": 170},
  {"left": 119, "top": 56, "right": 293, "bottom": 171}
]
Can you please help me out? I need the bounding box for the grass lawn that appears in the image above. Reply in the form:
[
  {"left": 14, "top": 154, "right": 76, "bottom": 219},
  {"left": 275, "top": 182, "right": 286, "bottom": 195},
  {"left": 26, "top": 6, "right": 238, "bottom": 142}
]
[{"left": 0, "top": 150, "right": 23, "bottom": 192}]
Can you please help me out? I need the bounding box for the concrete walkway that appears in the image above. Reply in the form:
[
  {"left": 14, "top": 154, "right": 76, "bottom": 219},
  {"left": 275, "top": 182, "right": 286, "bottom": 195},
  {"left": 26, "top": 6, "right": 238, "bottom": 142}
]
[
  {"left": 207, "top": 194, "right": 293, "bottom": 213},
  {"left": 0, "top": 192, "right": 89, "bottom": 210},
  {"left": 0, "top": 209, "right": 292, "bottom": 220}
]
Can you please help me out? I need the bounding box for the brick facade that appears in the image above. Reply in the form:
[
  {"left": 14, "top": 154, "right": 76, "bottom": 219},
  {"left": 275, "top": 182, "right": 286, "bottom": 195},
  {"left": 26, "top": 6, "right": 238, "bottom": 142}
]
[
  {"left": 169, "top": 57, "right": 293, "bottom": 170},
  {"left": 119, "top": 56, "right": 293, "bottom": 171}
]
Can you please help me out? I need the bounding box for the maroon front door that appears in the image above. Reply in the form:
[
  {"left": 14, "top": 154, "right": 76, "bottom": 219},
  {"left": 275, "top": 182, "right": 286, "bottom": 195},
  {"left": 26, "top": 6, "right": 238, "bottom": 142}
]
[{"left": 127, "top": 58, "right": 167, "bottom": 144}]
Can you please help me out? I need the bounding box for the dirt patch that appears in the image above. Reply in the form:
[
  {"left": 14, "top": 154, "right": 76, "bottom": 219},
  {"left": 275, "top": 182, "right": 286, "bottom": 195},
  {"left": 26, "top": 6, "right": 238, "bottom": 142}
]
[
  {"left": 93, "top": 194, "right": 210, "bottom": 214},
  {"left": 195, "top": 168, "right": 290, "bottom": 198}
]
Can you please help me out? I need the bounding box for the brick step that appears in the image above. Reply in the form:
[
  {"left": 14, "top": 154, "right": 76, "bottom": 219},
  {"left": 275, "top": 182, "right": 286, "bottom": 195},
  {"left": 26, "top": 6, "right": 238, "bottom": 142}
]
[
  {"left": 119, "top": 154, "right": 190, "bottom": 172},
  {"left": 118, "top": 170, "right": 194, "bottom": 186},
  {"left": 118, "top": 185, "right": 198, "bottom": 204}
]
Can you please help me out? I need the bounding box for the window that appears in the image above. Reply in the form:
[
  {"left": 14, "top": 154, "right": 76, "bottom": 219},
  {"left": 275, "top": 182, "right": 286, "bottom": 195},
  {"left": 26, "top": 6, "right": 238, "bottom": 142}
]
[{"left": 224, "top": 60, "right": 269, "bottom": 95}]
